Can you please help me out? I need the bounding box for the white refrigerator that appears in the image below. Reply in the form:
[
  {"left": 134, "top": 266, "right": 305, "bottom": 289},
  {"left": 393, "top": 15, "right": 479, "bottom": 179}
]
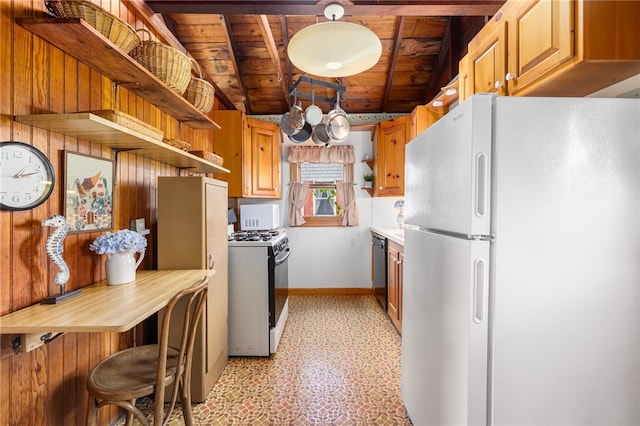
[{"left": 401, "top": 94, "right": 640, "bottom": 425}]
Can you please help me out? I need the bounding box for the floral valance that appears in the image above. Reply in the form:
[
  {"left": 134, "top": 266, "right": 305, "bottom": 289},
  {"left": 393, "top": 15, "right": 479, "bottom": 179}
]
[{"left": 287, "top": 145, "right": 355, "bottom": 164}]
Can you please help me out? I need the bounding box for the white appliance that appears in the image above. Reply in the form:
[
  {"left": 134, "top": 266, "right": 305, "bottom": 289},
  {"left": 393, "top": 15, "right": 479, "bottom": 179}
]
[
  {"left": 228, "top": 230, "right": 290, "bottom": 356},
  {"left": 240, "top": 204, "right": 279, "bottom": 230},
  {"left": 401, "top": 94, "right": 640, "bottom": 425}
]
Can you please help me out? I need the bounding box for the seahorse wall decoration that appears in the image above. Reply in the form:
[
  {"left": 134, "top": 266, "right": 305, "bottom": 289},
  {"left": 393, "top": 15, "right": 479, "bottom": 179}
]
[{"left": 42, "top": 214, "right": 70, "bottom": 287}]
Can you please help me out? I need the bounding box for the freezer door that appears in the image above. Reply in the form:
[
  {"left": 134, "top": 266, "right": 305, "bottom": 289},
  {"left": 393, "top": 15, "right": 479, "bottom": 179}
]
[
  {"left": 401, "top": 227, "right": 490, "bottom": 425},
  {"left": 405, "top": 94, "right": 493, "bottom": 236}
]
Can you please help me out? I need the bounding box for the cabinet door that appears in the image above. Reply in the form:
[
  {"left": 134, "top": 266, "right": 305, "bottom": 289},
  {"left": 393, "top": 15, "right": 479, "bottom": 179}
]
[
  {"left": 205, "top": 181, "right": 228, "bottom": 377},
  {"left": 376, "top": 117, "right": 408, "bottom": 196},
  {"left": 397, "top": 247, "right": 404, "bottom": 332},
  {"left": 506, "top": 0, "right": 574, "bottom": 95},
  {"left": 387, "top": 241, "right": 402, "bottom": 333},
  {"left": 246, "top": 118, "right": 281, "bottom": 198},
  {"left": 409, "top": 105, "right": 442, "bottom": 140},
  {"left": 468, "top": 18, "right": 508, "bottom": 95},
  {"left": 458, "top": 53, "right": 472, "bottom": 102}
]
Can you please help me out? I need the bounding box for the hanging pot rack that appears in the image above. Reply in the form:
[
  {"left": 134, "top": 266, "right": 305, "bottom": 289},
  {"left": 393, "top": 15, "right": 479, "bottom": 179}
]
[{"left": 288, "top": 76, "right": 346, "bottom": 106}]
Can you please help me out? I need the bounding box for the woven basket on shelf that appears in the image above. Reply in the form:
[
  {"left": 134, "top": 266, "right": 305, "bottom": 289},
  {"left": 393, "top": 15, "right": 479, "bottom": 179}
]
[
  {"left": 44, "top": 0, "right": 140, "bottom": 53},
  {"left": 163, "top": 138, "right": 192, "bottom": 151},
  {"left": 92, "top": 110, "right": 163, "bottom": 140},
  {"left": 184, "top": 58, "right": 215, "bottom": 114},
  {"left": 189, "top": 150, "right": 224, "bottom": 167},
  {"left": 129, "top": 29, "right": 191, "bottom": 95}
]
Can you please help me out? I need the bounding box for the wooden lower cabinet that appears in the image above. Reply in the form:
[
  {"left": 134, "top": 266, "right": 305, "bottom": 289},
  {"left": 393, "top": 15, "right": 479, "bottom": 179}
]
[
  {"left": 157, "top": 176, "right": 229, "bottom": 402},
  {"left": 387, "top": 240, "right": 404, "bottom": 334}
]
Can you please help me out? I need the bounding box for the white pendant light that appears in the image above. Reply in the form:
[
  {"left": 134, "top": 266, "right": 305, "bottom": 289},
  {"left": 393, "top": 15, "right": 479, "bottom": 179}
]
[{"left": 287, "top": 4, "right": 382, "bottom": 78}]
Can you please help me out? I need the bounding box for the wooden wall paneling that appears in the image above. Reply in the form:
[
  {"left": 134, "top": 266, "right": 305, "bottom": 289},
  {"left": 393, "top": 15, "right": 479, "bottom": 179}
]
[
  {"left": 1, "top": 1, "right": 219, "bottom": 423},
  {"left": 31, "top": 345, "right": 48, "bottom": 424},
  {"left": 62, "top": 332, "right": 79, "bottom": 426},
  {"left": 12, "top": 5, "right": 35, "bottom": 311},
  {"left": 0, "top": 0, "right": 13, "bottom": 317},
  {"left": 9, "top": 351, "right": 31, "bottom": 425},
  {"left": 31, "top": 26, "right": 51, "bottom": 304}
]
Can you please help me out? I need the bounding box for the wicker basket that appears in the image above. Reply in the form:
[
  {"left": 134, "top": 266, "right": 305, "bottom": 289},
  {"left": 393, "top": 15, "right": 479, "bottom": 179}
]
[
  {"left": 189, "top": 150, "right": 224, "bottom": 167},
  {"left": 129, "top": 29, "right": 191, "bottom": 95},
  {"left": 184, "top": 58, "right": 215, "bottom": 114},
  {"left": 92, "top": 110, "right": 163, "bottom": 140},
  {"left": 163, "top": 138, "right": 191, "bottom": 151},
  {"left": 44, "top": 0, "right": 140, "bottom": 53}
]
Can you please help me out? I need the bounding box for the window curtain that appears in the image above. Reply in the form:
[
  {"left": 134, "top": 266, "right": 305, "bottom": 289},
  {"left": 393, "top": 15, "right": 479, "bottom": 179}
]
[
  {"left": 336, "top": 182, "right": 358, "bottom": 226},
  {"left": 288, "top": 182, "right": 309, "bottom": 226},
  {"left": 287, "top": 145, "right": 357, "bottom": 227},
  {"left": 287, "top": 145, "right": 355, "bottom": 164}
]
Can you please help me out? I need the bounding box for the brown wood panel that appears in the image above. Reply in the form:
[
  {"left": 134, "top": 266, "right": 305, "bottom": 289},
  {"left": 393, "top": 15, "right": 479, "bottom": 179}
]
[{"left": 1, "top": 2, "right": 220, "bottom": 425}]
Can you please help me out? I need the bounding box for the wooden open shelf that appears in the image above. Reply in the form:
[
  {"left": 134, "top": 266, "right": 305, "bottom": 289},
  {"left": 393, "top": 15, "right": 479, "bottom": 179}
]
[
  {"left": 15, "top": 113, "right": 229, "bottom": 174},
  {"left": 16, "top": 18, "right": 220, "bottom": 130}
]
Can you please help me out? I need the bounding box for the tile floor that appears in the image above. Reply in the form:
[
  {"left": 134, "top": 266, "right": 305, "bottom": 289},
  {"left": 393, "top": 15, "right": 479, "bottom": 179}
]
[{"left": 125, "top": 294, "right": 413, "bottom": 425}]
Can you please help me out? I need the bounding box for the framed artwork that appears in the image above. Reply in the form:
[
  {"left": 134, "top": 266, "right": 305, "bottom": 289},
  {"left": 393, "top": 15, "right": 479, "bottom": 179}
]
[{"left": 64, "top": 151, "right": 114, "bottom": 233}]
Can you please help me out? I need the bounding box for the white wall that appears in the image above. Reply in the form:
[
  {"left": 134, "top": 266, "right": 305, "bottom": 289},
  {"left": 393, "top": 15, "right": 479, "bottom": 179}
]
[{"left": 237, "top": 130, "right": 403, "bottom": 289}]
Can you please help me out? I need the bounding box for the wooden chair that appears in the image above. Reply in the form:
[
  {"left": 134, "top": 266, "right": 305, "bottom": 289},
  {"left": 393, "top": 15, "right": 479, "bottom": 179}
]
[{"left": 86, "top": 276, "right": 209, "bottom": 426}]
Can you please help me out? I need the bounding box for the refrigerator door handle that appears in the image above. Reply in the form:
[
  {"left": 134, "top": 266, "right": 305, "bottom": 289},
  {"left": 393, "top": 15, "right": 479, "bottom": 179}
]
[
  {"left": 473, "top": 258, "right": 486, "bottom": 323},
  {"left": 475, "top": 153, "right": 488, "bottom": 218}
]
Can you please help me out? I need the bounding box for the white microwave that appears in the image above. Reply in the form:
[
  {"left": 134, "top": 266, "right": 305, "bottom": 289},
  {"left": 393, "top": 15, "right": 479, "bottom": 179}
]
[{"left": 240, "top": 204, "right": 280, "bottom": 230}]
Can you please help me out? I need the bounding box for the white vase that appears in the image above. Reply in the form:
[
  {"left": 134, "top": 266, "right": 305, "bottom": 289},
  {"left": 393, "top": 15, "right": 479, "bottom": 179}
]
[
  {"left": 397, "top": 208, "right": 405, "bottom": 229},
  {"left": 105, "top": 251, "right": 145, "bottom": 285}
]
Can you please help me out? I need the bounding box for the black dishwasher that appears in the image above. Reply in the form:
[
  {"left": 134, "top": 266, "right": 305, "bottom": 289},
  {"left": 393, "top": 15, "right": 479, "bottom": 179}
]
[{"left": 372, "top": 232, "right": 388, "bottom": 310}]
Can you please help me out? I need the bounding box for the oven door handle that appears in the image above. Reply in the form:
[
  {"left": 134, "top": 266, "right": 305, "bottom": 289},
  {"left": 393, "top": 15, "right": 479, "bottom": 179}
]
[{"left": 275, "top": 248, "right": 291, "bottom": 265}]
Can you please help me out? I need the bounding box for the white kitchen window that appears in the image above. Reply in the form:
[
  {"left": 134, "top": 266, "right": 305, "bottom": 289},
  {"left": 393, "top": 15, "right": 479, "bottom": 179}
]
[{"left": 287, "top": 146, "right": 358, "bottom": 227}]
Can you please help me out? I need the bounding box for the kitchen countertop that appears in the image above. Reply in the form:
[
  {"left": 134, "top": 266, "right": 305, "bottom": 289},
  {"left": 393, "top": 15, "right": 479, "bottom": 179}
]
[{"left": 371, "top": 227, "right": 404, "bottom": 246}]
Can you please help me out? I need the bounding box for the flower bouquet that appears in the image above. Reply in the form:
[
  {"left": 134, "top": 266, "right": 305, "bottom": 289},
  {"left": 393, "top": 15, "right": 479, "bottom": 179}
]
[
  {"left": 90, "top": 229, "right": 147, "bottom": 254},
  {"left": 90, "top": 230, "right": 147, "bottom": 285}
]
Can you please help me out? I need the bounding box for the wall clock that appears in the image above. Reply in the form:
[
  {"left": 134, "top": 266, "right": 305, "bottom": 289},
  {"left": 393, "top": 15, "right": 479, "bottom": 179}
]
[{"left": 0, "top": 141, "right": 55, "bottom": 211}]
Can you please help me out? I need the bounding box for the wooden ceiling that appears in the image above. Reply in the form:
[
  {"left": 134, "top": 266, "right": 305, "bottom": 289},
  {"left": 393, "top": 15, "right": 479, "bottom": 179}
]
[{"left": 145, "top": 0, "right": 505, "bottom": 115}]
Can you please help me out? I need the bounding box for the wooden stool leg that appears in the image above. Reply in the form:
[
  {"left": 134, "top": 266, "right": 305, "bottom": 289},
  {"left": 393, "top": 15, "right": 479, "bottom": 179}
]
[{"left": 125, "top": 400, "right": 135, "bottom": 426}]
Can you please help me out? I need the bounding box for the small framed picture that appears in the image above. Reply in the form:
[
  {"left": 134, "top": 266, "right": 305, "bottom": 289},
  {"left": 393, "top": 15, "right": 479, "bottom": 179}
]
[{"left": 64, "top": 151, "right": 114, "bottom": 233}]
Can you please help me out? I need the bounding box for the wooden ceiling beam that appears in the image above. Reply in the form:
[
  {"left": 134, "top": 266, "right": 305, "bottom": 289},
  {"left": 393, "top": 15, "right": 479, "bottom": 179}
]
[
  {"left": 257, "top": 15, "right": 290, "bottom": 102},
  {"left": 220, "top": 14, "right": 251, "bottom": 113},
  {"left": 381, "top": 15, "right": 405, "bottom": 113},
  {"left": 423, "top": 17, "right": 453, "bottom": 103},
  {"left": 146, "top": 1, "right": 505, "bottom": 17},
  {"left": 125, "top": 0, "right": 237, "bottom": 110},
  {"left": 280, "top": 15, "right": 294, "bottom": 98}
]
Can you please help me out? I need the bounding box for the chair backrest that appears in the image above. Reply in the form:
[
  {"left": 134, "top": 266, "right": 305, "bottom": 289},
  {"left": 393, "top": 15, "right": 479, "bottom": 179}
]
[{"left": 155, "top": 275, "right": 209, "bottom": 411}]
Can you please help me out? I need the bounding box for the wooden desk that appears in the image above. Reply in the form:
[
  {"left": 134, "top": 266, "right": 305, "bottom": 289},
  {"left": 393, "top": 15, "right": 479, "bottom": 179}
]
[{"left": 0, "top": 270, "right": 213, "bottom": 334}]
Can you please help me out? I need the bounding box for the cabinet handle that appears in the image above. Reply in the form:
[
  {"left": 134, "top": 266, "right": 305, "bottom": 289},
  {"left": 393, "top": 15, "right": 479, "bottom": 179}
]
[
  {"left": 208, "top": 253, "right": 215, "bottom": 269},
  {"left": 505, "top": 72, "right": 516, "bottom": 81}
]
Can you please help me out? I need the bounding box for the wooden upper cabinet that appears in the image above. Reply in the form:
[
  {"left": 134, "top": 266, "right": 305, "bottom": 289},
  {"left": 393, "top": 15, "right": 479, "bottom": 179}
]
[
  {"left": 462, "top": 0, "right": 640, "bottom": 100},
  {"left": 468, "top": 16, "right": 508, "bottom": 96},
  {"left": 458, "top": 53, "right": 472, "bottom": 103},
  {"left": 247, "top": 118, "right": 281, "bottom": 198},
  {"left": 212, "top": 110, "right": 281, "bottom": 198},
  {"left": 374, "top": 116, "right": 409, "bottom": 197},
  {"left": 409, "top": 105, "right": 444, "bottom": 140},
  {"left": 505, "top": 0, "right": 574, "bottom": 95}
]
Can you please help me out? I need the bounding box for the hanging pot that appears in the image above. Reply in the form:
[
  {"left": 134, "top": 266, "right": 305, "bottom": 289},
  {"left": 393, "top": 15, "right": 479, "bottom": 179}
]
[
  {"left": 280, "top": 112, "right": 300, "bottom": 136},
  {"left": 287, "top": 90, "right": 305, "bottom": 131},
  {"left": 305, "top": 84, "right": 323, "bottom": 126},
  {"left": 288, "top": 121, "right": 312, "bottom": 144},
  {"left": 312, "top": 123, "right": 331, "bottom": 146},
  {"left": 326, "top": 91, "right": 350, "bottom": 143}
]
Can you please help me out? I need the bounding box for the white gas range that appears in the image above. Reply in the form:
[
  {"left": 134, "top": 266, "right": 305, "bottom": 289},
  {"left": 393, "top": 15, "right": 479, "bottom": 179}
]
[{"left": 227, "top": 228, "right": 290, "bottom": 356}]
